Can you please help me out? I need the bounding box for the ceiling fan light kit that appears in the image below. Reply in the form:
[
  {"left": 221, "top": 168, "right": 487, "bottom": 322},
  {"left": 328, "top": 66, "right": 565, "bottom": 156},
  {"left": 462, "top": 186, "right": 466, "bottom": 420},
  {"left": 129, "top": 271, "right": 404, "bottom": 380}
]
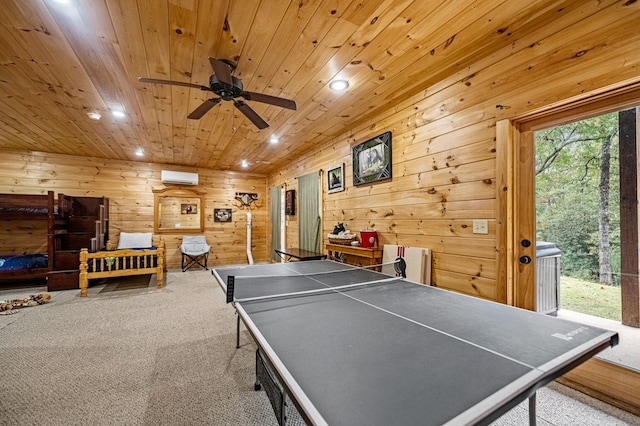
[{"left": 139, "top": 57, "right": 297, "bottom": 129}]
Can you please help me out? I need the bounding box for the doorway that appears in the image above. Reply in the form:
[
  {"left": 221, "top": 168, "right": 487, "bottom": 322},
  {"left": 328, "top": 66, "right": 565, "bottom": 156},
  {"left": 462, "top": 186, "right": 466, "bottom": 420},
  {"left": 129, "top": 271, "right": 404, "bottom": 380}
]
[
  {"left": 498, "top": 81, "right": 640, "bottom": 413},
  {"left": 533, "top": 109, "right": 639, "bottom": 372}
]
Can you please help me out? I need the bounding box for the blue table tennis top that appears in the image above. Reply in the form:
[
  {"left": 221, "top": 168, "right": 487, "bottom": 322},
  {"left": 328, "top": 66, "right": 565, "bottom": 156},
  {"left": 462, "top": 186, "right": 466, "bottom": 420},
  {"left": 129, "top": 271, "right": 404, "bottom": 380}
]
[{"left": 212, "top": 260, "right": 618, "bottom": 425}]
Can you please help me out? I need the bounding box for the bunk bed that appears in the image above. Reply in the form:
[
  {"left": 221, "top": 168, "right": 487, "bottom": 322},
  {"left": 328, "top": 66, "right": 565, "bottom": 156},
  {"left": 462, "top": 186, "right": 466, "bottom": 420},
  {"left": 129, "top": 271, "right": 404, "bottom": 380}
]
[
  {"left": 78, "top": 233, "right": 165, "bottom": 297},
  {"left": 46, "top": 195, "right": 109, "bottom": 291},
  {"left": 0, "top": 191, "right": 69, "bottom": 281}
]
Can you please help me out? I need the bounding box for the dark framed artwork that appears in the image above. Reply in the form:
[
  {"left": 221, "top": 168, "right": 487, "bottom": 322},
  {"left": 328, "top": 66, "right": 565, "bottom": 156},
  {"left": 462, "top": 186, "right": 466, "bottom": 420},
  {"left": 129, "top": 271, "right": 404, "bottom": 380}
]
[
  {"left": 327, "top": 163, "right": 345, "bottom": 194},
  {"left": 181, "top": 203, "right": 198, "bottom": 214},
  {"left": 352, "top": 131, "right": 392, "bottom": 186},
  {"left": 285, "top": 189, "right": 295, "bottom": 215},
  {"left": 214, "top": 208, "right": 232, "bottom": 222}
]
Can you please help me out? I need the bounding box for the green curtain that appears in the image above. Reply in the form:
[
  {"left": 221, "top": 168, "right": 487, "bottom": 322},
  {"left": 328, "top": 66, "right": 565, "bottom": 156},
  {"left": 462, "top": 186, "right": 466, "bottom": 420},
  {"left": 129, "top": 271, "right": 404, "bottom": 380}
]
[
  {"left": 298, "top": 172, "right": 320, "bottom": 252},
  {"left": 269, "top": 185, "right": 282, "bottom": 262}
]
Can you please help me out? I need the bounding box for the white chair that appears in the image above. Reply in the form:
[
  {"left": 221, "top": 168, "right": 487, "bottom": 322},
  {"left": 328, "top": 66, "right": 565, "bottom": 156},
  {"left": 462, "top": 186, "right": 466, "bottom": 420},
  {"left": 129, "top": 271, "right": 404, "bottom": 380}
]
[{"left": 180, "top": 235, "right": 210, "bottom": 272}]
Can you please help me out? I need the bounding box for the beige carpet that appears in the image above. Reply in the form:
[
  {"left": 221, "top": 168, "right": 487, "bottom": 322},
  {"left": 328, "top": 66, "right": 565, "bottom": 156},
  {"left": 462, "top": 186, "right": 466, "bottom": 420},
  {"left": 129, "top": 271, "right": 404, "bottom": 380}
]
[
  {"left": 0, "top": 270, "right": 638, "bottom": 425},
  {"left": 0, "top": 270, "right": 285, "bottom": 425}
]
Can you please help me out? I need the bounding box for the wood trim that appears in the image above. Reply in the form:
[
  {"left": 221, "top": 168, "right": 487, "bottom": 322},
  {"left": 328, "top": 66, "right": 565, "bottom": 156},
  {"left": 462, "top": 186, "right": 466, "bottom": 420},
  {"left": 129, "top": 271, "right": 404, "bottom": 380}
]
[
  {"left": 517, "top": 79, "right": 640, "bottom": 132},
  {"left": 557, "top": 358, "right": 640, "bottom": 417},
  {"left": 495, "top": 120, "right": 511, "bottom": 304},
  {"left": 511, "top": 125, "right": 536, "bottom": 311}
]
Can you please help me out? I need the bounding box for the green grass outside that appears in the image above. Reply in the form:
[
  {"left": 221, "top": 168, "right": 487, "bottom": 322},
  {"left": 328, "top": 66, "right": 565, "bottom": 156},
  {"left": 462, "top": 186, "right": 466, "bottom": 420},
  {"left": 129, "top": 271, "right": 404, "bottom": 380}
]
[{"left": 559, "top": 276, "right": 621, "bottom": 321}]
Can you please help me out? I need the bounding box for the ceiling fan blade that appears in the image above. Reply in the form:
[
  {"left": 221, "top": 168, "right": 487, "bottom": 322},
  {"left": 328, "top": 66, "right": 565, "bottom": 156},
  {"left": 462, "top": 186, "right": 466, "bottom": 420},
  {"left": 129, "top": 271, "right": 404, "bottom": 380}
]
[
  {"left": 234, "top": 100, "right": 269, "bottom": 129},
  {"left": 242, "top": 91, "right": 297, "bottom": 110},
  {"left": 138, "top": 77, "right": 209, "bottom": 91},
  {"left": 209, "top": 57, "right": 233, "bottom": 87},
  {"left": 187, "top": 98, "right": 222, "bottom": 119}
]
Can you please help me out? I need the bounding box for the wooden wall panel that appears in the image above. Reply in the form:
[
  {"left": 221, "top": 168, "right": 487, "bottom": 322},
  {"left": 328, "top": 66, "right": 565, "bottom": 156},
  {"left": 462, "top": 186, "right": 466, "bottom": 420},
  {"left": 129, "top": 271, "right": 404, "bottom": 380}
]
[
  {"left": 0, "top": 150, "right": 267, "bottom": 269},
  {"left": 268, "top": 2, "right": 640, "bottom": 302}
]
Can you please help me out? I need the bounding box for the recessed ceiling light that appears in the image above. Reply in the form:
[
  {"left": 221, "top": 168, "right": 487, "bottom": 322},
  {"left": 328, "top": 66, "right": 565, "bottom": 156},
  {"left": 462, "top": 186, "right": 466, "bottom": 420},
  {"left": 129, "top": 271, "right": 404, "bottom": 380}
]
[
  {"left": 52, "top": 0, "right": 70, "bottom": 3},
  {"left": 87, "top": 112, "right": 101, "bottom": 120},
  {"left": 111, "top": 110, "right": 126, "bottom": 118},
  {"left": 329, "top": 79, "right": 349, "bottom": 91},
  {"left": 135, "top": 149, "right": 144, "bottom": 157},
  {"left": 269, "top": 136, "right": 279, "bottom": 144},
  {"left": 241, "top": 159, "right": 249, "bottom": 168}
]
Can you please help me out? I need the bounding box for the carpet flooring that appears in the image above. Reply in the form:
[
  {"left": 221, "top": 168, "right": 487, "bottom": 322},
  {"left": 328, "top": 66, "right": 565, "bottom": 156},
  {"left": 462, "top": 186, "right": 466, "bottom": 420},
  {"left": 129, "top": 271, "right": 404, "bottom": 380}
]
[
  {"left": 0, "top": 269, "right": 638, "bottom": 425},
  {"left": 0, "top": 270, "right": 278, "bottom": 425}
]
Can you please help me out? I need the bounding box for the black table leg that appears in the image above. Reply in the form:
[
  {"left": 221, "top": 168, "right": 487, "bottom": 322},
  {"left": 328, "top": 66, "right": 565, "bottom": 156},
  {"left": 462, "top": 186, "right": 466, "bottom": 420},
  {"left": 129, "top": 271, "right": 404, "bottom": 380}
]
[
  {"left": 529, "top": 392, "right": 537, "bottom": 426},
  {"left": 236, "top": 313, "right": 241, "bottom": 348}
]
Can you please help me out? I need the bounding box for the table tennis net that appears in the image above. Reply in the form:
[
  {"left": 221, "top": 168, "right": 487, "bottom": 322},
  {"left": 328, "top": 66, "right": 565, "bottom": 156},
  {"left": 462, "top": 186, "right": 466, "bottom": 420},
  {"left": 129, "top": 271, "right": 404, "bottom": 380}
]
[{"left": 226, "top": 259, "right": 406, "bottom": 304}]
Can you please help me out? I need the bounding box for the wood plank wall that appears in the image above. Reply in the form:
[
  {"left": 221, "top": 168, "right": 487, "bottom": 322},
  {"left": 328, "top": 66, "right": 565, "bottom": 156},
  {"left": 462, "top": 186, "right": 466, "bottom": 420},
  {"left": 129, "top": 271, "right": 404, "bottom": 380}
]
[
  {"left": 267, "top": 0, "right": 640, "bottom": 303},
  {"left": 0, "top": 150, "right": 267, "bottom": 269}
]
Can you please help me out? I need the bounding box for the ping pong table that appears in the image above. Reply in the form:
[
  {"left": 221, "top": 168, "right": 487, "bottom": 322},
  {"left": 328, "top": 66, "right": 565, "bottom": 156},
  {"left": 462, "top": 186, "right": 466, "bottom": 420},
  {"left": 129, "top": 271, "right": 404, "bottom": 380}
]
[
  {"left": 212, "top": 260, "right": 618, "bottom": 426},
  {"left": 275, "top": 248, "right": 328, "bottom": 262}
]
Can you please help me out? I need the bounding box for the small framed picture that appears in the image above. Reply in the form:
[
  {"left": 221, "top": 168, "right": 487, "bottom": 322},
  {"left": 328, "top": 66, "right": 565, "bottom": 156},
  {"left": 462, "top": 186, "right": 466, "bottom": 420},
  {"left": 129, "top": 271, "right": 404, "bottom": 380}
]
[
  {"left": 214, "top": 208, "right": 232, "bottom": 222},
  {"left": 181, "top": 203, "right": 198, "bottom": 214},
  {"left": 285, "top": 190, "right": 295, "bottom": 215},
  {"left": 327, "top": 163, "right": 345, "bottom": 194}
]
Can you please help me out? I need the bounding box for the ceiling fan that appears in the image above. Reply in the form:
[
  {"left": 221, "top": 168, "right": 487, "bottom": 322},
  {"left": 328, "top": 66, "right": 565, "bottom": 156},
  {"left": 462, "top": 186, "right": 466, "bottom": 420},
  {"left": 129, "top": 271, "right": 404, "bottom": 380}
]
[{"left": 138, "top": 58, "right": 296, "bottom": 129}]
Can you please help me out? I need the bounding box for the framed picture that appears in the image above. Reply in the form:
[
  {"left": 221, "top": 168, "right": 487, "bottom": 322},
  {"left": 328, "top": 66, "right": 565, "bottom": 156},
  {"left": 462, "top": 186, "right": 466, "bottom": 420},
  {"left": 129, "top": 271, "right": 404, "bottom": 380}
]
[
  {"left": 214, "top": 208, "right": 232, "bottom": 222},
  {"left": 327, "top": 163, "right": 345, "bottom": 193},
  {"left": 352, "top": 131, "right": 392, "bottom": 186},
  {"left": 285, "top": 190, "right": 295, "bottom": 215},
  {"left": 181, "top": 203, "right": 198, "bottom": 214}
]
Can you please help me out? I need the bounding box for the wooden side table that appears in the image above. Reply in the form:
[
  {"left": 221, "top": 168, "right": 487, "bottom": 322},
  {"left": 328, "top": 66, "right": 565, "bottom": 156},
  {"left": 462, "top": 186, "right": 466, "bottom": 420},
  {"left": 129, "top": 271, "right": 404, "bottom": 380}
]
[{"left": 325, "top": 243, "right": 383, "bottom": 269}]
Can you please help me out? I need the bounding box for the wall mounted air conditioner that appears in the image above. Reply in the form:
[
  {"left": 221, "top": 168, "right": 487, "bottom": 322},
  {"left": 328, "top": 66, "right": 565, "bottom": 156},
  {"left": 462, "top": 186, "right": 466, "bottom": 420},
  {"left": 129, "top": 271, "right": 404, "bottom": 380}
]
[{"left": 161, "top": 170, "right": 199, "bottom": 185}]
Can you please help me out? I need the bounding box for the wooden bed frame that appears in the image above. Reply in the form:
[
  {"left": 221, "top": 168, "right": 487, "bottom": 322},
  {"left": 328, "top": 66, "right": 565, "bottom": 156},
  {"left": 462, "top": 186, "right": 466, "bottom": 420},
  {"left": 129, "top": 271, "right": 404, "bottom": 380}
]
[{"left": 78, "top": 237, "right": 165, "bottom": 297}]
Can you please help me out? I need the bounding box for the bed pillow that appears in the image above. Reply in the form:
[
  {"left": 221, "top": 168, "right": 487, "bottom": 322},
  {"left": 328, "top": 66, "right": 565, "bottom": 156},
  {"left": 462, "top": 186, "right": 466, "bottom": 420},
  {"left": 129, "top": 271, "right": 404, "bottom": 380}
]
[{"left": 117, "top": 232, "right": 153, "bottom": 249}]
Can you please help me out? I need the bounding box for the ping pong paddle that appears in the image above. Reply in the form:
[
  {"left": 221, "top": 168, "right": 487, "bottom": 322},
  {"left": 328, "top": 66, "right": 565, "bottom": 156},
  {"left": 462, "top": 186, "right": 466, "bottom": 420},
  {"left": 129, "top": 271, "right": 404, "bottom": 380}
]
[{"left": 394, "top": 257, "right": 407, "bottom": 278}]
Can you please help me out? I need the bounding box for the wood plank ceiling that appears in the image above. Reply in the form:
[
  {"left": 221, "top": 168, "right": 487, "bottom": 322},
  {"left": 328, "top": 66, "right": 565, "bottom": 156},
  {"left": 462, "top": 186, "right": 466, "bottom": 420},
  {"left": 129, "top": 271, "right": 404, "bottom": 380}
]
[{"left": 0, "top": 0, "right": 580, "bottom": 174}]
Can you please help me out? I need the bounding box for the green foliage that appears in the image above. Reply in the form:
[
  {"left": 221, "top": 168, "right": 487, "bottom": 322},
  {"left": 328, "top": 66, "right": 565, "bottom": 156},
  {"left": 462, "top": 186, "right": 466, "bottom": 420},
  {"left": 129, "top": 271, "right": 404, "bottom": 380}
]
[
  {"left": 535, "top": 112, "right": 620, "bottom": 284},
  {"left": 537, "top": 194, "right": 598, "bottom": 279},
  {"left": 560, "top": 276, "right": 621, "bottom": 321}
]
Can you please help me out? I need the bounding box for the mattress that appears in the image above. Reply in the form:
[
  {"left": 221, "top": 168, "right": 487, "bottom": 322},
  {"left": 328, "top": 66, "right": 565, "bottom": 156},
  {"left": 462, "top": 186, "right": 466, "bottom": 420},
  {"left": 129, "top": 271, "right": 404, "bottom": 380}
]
[{"left": 0, "top": 254, "right": 48, "bottom": 271}]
